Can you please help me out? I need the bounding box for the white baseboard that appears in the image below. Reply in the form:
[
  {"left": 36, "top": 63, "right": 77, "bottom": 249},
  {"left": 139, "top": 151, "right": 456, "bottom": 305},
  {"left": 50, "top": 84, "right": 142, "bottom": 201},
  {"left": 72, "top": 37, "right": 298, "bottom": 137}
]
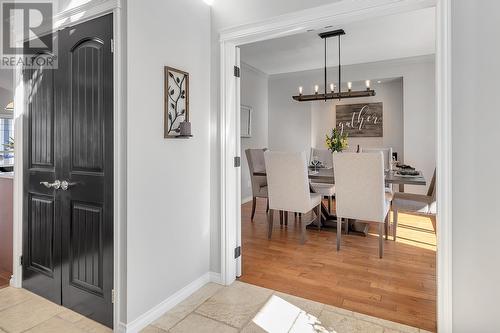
[
  {"left": 241, "top": 196, "right": 253, "bottom": 204},
  {"left": 122, "top": 272, "right": 211, "bottom": 333},
  {"left": 209, "top": 271, "right": 223, "bottom": 284}
]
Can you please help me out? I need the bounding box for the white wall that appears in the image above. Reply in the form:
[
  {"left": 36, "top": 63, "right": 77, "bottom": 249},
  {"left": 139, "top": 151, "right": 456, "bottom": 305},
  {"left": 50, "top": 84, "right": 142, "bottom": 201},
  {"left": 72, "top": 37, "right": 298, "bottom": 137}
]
[
  {"left": 240, "top": 63, "right": 268, "bottom": 201},
  {"left": 126, "top": 0, "right": 211, "bottom": 324},
  {"left": 452, "top": 1, "right": 500, "bottom": 331},
  {"left": 269, "top": 74, "right": 404, "bottom": 160}
]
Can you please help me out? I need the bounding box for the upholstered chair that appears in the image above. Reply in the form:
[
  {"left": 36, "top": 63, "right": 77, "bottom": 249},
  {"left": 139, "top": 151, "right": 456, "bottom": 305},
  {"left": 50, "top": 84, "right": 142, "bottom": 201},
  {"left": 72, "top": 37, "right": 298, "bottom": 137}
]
[
  {"left": 309, "top": 148, "right": 335, "bottom": 213},
  {"left": 360, "top": 147, "right": 394, "bottom": 171},
  {"left": 245, "top": 148, "right": 269, "bottom": 220},
  {"left": 391, "top": 169, "right": 437, "bottom": 240},
  {"left": 264, "top": 151, "right": 322, "bottom": 244},
  {"left": 333, "top": 152, "right": 392, "bottom": 258}
]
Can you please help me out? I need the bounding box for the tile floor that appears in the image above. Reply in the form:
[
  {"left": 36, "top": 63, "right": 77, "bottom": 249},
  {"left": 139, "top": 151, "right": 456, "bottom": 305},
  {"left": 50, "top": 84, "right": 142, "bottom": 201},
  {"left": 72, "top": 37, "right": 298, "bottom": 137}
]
[
  {"left": 0, "top": 286, "right": 111, "bottom": 333},
  {"left": 0, "top": 281, "right": 433, "bottom": 333},
  {"left": 142, "top": 281, "right": 433, "bottom": 333}
]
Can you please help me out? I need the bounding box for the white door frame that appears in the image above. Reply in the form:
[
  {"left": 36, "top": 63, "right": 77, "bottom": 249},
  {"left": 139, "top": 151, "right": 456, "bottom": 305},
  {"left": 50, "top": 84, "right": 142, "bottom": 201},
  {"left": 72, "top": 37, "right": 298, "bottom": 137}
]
[
  {"left": 218, "top": 0, "right": 452, "bottom": 331},
  {"left": 10, "top": 0, "right": 127, "bottom": 330}
]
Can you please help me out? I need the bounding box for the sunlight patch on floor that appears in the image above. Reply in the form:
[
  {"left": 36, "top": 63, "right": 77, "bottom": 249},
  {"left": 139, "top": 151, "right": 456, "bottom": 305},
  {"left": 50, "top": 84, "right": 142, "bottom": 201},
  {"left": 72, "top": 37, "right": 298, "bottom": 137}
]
[{"left": 252, "top": 295, "right": 334, "bottom": 333}]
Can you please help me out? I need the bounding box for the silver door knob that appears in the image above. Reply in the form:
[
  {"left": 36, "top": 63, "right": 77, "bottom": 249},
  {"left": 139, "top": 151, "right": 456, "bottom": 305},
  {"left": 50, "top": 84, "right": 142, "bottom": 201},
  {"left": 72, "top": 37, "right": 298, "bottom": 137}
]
[
  {"left": 40, "top": 180, "right": 61, "bottom": 189},
  {"left": 60, "top": 180, "right": 77, "bottom": 191}
]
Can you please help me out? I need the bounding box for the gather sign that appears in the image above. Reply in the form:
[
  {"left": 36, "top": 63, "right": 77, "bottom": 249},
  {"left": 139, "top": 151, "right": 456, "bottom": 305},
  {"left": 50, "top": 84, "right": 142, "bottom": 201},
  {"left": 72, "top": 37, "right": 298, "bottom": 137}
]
[{"left": 336, "top": 102, "right": 383, "bottom": 137}]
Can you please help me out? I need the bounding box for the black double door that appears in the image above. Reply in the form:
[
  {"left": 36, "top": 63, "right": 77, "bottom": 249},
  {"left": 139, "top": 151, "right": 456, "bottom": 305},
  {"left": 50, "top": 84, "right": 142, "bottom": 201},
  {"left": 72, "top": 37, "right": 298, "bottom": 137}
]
[{"left": 22, "top": 14, "right": 114, "bottom": 328}]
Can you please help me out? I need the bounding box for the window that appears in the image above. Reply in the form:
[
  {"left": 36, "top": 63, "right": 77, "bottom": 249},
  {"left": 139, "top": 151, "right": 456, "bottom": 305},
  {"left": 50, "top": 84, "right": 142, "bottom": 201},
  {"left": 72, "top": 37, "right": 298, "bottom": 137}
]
[{"left": 0, "top": 117, "right": 13, "bottom": 159}]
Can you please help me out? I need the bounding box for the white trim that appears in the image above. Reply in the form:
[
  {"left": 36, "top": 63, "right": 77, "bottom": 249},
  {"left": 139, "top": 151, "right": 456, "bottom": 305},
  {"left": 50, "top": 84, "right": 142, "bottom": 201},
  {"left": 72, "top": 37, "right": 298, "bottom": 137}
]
[
  {"left": 122, "top": 273, "right": 211, "bottom": 333},
  {"left": 436, "top": 0, "right": 452, "bottom": 331},
  {"left": 241, "top": 61, "right": 269, "bottom": 78},
  {"left": 220, "top": 0, "right": 435, "bottom": 44},
  {"left": 219, "top": 0, "right": 452, "bottom": 330},
  {"left": 209, "top": 271, "right": 223, "bottom": 284},
  {"left": 10, "top": 0, "right": 126, "bottom": 330}
]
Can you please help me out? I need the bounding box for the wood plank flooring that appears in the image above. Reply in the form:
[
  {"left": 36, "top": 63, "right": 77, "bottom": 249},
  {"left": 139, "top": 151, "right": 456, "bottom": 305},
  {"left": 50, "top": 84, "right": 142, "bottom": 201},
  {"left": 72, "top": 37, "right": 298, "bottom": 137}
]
[{"left": 239, "top": 198, "right": 436, "bottom": 332}]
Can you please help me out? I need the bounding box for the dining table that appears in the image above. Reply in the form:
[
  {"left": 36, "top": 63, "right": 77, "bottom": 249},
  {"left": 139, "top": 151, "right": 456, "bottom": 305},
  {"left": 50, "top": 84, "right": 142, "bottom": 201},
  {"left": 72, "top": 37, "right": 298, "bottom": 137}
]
[{"left": 253, "top": 167, "right": 427, "bottom": 236}]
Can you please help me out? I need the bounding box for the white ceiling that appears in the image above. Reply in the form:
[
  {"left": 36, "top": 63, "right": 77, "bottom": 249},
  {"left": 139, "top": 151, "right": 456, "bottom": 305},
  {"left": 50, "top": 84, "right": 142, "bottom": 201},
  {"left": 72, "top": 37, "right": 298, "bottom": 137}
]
[{"left": 240, "top": 7, "right": 436, "bottom": 75}]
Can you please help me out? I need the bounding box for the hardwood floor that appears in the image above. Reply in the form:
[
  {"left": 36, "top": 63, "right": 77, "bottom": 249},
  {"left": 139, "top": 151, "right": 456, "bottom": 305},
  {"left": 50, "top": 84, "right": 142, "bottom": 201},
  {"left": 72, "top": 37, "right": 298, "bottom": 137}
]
[
  {"left": 0, "top": 269, "right": 11, "bottom": 289},
  {"left": 239, "top": 198, "right": 437, "bottom": 332}
]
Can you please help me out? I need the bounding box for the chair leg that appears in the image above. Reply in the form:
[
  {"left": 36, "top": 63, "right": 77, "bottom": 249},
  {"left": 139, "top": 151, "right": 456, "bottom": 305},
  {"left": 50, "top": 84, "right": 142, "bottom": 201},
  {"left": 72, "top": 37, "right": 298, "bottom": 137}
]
[
  {"left": 378, "top": 223, "right": 384, "bottom": 258},
  {"left": 279, "top": 210, "right": 283, "bottom": 225},
  {"left": 300, "top": 217, "right": 307, "bottom": 245},
  {"left": 430, "top": 214, "right": 436, "bottom": 233},
  {"left": 266, "top": 199, "right": 269, "bottom": 213},
  {"left": 284, "top": 211, "right": 288, "bottom": 226},
  {"left": 344, "top": 218, "right": 349, "bottom": 234},
  {"left": 294, "top": 212, "right": 297, "bottom": 218},
  {"left": 328, "top": 196, "right": 332, "bottom": 214},
  {"left": 336, "top": 217, "right": 342, "bottom": 251},
  {"left": 251, "top": 197, "right": 257, "bottom": 220},
  {"left": 315, "top": 205, "right": 321, "bottom": 230},
  {"left": 267, "top": 209, "right": 274, "bottom": 239},
  {"left": 393, "top": 210, "right": 398, "bottom": 241},
  {"left": 385, "top": 213, "right": 389, "bottom": 240}
]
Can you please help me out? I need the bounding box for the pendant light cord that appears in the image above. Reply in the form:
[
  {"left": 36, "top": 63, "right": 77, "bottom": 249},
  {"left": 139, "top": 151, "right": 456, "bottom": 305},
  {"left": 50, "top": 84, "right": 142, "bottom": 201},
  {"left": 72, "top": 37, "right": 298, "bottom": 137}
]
[{"left": 338, "top": 34, "right": 341, "bottom": 100}]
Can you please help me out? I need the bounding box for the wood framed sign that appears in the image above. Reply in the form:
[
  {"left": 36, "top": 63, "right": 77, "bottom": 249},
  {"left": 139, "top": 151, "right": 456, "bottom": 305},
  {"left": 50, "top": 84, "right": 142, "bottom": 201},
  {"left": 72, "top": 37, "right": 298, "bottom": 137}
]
[
  {"left": 336, "top": 102, "right": 383, "bottom": 137},
  {"left": 164, "top": 66, "right": 189, "bottom": 138}
]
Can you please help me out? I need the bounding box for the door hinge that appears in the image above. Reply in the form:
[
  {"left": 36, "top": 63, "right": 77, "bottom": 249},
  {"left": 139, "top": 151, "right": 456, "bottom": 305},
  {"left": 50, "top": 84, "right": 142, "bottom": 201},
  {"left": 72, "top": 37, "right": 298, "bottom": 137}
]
[
  {"left": 234, "top": 246, "right": 241, "bottom": 259},
  {"left": 234, "top": 65, "right": 240, "bottom": 78},
  {"left": 19, "top": 255, "right": 23, "bottom": 266},
  {"left": 234, "top": 156, "right": 240, "bottom": 167},
  {"left": 110, "top": 39, "right": 115, "bottom": 53},
  {"left": 111, "top": 289, "right": 115, "bottom": 304}
]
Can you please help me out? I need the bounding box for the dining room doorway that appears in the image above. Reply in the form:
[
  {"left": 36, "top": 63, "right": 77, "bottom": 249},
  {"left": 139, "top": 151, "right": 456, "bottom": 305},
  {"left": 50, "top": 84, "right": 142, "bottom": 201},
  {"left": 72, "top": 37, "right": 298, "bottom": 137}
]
[{"left": 221, "top": 4, "right": 449, "bottom": 330}]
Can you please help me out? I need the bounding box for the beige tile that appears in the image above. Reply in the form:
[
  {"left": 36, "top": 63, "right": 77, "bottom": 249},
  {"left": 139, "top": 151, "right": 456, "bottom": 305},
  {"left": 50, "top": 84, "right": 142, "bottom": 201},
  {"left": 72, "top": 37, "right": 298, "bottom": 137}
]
[
  {"left": 352, "top": 312, "right": 419, "bottom": 333},
  {"left": 274, "top": 291, "right": 324, "bottom": 317},
  {"left": 152, "top": 283, "right": 223, "bottom": 331},
  {"left": 419, "top": 330, "right": 434, "bottom": 333},
  {"left": 170, "top": 313, "right": 238, "bottom": 333},
  {"left": 323, "top": 304, "right": 355, "bottom": 317},
  {"left": 244, "top": 294, "right": 302, "bottom": 333},
  {"left": 73, "top": 316, "right": 112, "bottom": 333},
  {"left": 57, "top": 309, "right": 85, "bottom": 323},
  {"left": 140, "top": 325, "right": 168, "bottom": 333},
  {"left": 240, "top": 321, "right": 268, "bottom": 333},
  {"left": 196, "top": 281, "right": 272, "bottom": 328},
  {"left": 289, "top": 311, "right": 330, "bottom": 333},
  {"left": 384, "top": 328, "right": 402, "bottom": 333},
  {"left": 24, "top": 316, "right": 85, "bottom": 333},
  {"left": 319, "top": 308, "right": 384, "bottom": 333},
  {"left": 0, "top": 287, "right": 32, "bottom": 311},
  {"left": 0, "top": 297, "right": 64, "bottom": 333}
]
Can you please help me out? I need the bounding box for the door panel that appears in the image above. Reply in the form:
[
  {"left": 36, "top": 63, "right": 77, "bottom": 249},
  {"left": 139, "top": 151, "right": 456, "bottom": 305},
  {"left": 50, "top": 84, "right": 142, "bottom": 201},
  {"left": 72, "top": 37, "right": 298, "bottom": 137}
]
[
  {"left": 23, "top": 14, "right": 113, "bottom": 328},
  {"left": 23, "top": 48, "right": 61, "bottom": 304},
  {"left": 60, "top": 14, "right": 113, "bottom": 328}
]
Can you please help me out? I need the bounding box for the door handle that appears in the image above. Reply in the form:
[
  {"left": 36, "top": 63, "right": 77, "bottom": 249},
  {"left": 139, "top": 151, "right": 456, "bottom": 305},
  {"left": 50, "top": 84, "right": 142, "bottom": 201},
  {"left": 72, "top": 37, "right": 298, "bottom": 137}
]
[
  {"left": 60, "top": 180, "right": 77, "bottom": 191},
  {"left": 40, "top": 180, "right": 61, "bottom": 190}
]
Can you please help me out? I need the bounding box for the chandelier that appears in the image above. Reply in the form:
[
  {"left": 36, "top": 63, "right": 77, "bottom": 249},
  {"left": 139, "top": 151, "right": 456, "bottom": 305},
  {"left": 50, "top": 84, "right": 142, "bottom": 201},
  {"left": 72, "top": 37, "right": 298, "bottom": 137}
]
[{"left": 292, "top": 29, "right": 376, "bottom": 102}]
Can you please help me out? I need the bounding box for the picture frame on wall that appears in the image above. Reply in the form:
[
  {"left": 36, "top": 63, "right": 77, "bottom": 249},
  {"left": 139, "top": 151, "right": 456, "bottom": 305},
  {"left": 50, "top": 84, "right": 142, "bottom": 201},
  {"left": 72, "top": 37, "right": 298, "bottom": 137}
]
[
  {"left": 336, "top": 102, "right": 383, "bottom": 137},
  {"left": 164, "top": 66, "right": 190, "bottom": 138},
  {"left": 240, "top": 105, "right": 252, "bottom": 138}
]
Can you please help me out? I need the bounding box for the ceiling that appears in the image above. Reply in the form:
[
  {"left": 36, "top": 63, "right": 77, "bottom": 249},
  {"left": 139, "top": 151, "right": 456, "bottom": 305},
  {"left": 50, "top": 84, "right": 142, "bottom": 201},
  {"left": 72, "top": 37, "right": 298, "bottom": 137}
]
[{"left": 240, "top": 7, "right": 436, "bottom": 75}]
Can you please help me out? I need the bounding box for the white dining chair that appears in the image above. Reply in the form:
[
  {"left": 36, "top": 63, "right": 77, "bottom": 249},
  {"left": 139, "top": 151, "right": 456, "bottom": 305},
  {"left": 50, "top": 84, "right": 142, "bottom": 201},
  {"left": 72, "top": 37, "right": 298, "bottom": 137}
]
[
  {"left": 245, "top": 148, "right": 268, "bottom": 220},
  {"left": 264, "top": 151, "right": 322, "bottom": 244},
  {"left": 333, "top": 152, "right": 392, "bottom": 258},
  {"left": 391, "top": 169, "right": 436, "bottom": 240},
  {"left": 360, "top": 147, "right": 393, "bottom": 171},
  {"left": 309, "top": 148, "right": 335, "bottom": 213}
]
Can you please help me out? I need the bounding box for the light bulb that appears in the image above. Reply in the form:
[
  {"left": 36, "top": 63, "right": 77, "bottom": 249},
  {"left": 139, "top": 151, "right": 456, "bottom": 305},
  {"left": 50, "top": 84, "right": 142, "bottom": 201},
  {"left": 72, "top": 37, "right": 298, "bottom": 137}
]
[
  {"left": 299, "top": 86, "right": 303, "bottom": 95},
  {"left": 330, "top": 83, "right": 334, "bottom": 92},
  {"left": 314, "top": 85, "right": 319, "bottom": 94},
  {"left": 347, "top": 82, "right": 352, "bottom": 91},
  {"left": 365, "top": 80, "right": 371, "bottom": 89}
]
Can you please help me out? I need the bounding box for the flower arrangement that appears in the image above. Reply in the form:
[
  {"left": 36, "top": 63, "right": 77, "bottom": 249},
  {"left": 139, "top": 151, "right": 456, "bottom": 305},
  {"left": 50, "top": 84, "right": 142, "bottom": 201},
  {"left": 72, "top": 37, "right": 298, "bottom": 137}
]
[{"left": 325, "top": 128, "right": 348, "bottom": 153}]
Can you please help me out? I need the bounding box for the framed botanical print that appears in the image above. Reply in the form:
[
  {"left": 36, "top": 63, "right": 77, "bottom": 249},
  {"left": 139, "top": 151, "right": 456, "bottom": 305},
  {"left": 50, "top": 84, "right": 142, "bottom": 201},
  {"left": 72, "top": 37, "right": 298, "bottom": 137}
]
[{"left": 164, "top": 66, "right": 190, "bottom": 138}]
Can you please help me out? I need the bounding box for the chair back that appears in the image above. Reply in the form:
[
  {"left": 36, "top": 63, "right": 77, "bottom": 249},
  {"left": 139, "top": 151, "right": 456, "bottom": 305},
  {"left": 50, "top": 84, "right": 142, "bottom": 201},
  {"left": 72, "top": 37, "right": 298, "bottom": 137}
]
[
  {"left": 245, "top": 148, "right": 267, "bottom": 197},
  {"left": 333, "top": 152, "right": 387, "bottom": 223},
  {"left": 309, "top": 148, "right": 333, "bottom": 169},
  {"left": 360, "top": 147, "right": 393, "bottom": 171},
  {"left": 427, "top": 168, "right": 437, "bottom": 198},
  {"left": 264, "top": 151, "right": 312, "bottom": 213}
]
